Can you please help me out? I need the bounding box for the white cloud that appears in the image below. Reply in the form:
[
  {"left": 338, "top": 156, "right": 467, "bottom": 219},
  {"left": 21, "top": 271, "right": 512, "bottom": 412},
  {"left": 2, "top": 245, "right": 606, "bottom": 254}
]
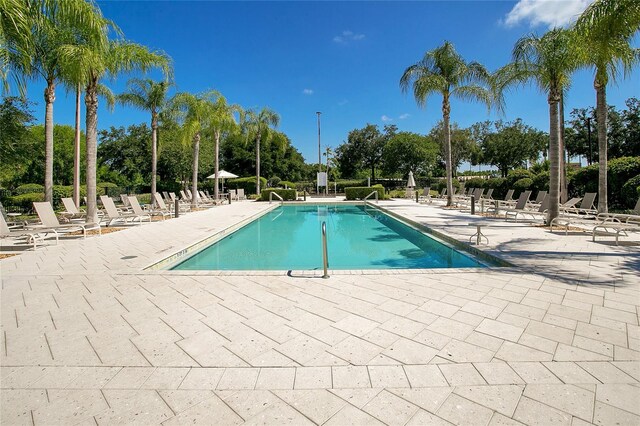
[
  {"left": 399, "top": 113, "right": 410, "bottom": 120},
  {"left": 338, "top": 99, "right": 349, "bottom": 106},
  {"left": 302, "top": 88, "right": 314, "bottom": 95},
  {"left": 333, "top": 30, "right": 366, "bottom": 44},
  {"left": 381, "top": 115, "right": 393, "bottom": 122},
  {"left": 503, "top": 0, "right": 594, "bottom": 29}
]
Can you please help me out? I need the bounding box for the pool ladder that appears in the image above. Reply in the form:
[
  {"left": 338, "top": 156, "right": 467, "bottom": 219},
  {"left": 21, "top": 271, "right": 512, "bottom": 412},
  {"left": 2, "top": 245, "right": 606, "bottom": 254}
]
[{"left": 321, "top": 222, "right": 329, "bottom": 279}]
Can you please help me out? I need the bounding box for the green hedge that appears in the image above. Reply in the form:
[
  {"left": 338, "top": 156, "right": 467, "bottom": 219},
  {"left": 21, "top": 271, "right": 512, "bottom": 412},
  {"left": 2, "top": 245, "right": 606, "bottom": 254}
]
[
  {"left": 345, "top": 184, "right": 385, "bottom": 201},
  {"left": 14, "top": 183, "right": 44, "bottom": 195},
  {"left": 532, "top": 171, "right": 550, "bottom": 192},
  {"left": 621, "top": 174, "right": 640, "bottom": 208},
  {"left": 8, "top": 192, "right": 44, "bottom": 211},
  {"left": 259, "top": 189, "right": 297, "bottom": 201},
  {"left": 507, "top": 169, "right": 534, "bottom": 186},
  {"left": 335, "top": 179, "right": 368, "bottom": 192},
  {"left": 570, "top": 156, "right": 640, "bottom": 209},
  {"left": 227, "top": 176, "right": 267, "bottom": 195},
  {"left": 279, "top": 181, "right": 296, "bottom": 189},
  {"left": 513, "top": 178, "right": 533, "bottom": 194}
]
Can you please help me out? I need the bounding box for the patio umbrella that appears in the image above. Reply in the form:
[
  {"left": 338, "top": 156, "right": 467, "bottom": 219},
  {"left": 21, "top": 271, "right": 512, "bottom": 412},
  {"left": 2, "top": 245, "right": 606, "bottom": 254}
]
[
  {"left": 407, "top": 170, "right": 416, "bottom": 188},
  {"left": 206, "top": 170, "right": 238, "bottom": 193}
]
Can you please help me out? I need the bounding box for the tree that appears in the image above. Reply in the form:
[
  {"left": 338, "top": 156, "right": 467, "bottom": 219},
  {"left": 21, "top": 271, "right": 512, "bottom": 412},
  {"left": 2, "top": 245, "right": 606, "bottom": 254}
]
[
  {"left": 575, "top": 0, "right": 640, "bottom": 213},
  {"left": 209, "top": 95, "right": 240, "bottom": 199},
  {"left": 622, "top": 98, "right": 640, "bottom": 157},
  {"left": 400, "top": 41, "right": 495, "bottom": 206},
  {"left": 429, "top": 121, "right": 475, "bottom": 175},
  {"left": 241, "top": 107, "right": 280, "bottom": 194},
  {"left": 3, "top": 0, "right": 109, "bottom": 203},
  {"left": 0, "top": 0, "right": 32, "bottom": 96},
  {"left": 382, "top": 131, "right": 438, "bottom": 177},
  {"left": 60, "top": 32, "right": 171, "bottom": 223},
  {"left": 475, "top": 119, "right": 547, "bottom": 177},
  {"left": 117, "top": 78, "right": 172, "bottom": 206},
  {"left": 169, "top": 91, "right": 217, "bottom": 208},
  {"left": 500, "top": 28, "right": 579, "bottom": 223},
  {"left": 97, "top": 124, "right": 152, "bottom": 188}
]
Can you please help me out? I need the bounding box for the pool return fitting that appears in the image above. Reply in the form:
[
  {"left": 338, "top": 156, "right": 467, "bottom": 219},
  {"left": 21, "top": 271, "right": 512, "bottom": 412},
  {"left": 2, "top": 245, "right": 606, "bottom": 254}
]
[{"left": 321, "top": 221, "right": 329, "bottom": 278}]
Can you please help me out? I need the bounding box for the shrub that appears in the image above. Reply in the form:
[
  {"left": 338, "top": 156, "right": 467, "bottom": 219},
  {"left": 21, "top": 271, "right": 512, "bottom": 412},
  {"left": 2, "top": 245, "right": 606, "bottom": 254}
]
[
  {"left": 14, "top": 183, "right": 44, "bottom": 195},
  {"left": 621, "top": 174, "right": 640, "bottom": 209},
  {"left": 345, "top": 184, "right": 385, "bottom": 201},
  {"left": 432, "top": 178, "right": 461, "bottom": 193},
  {"left": 513, "top": 178, "right": 533, "bottom": 194},
  {"left": 507, "top": 169, "right": 533, "bottom": 186},
  {"left": 8, "top": 192, "right": 44, "bottom": 211},
  {"left": 461, "top": 177, "right": 486, "bottom": 189},
  {"left": 97, "top": 182, "right": 121, "bottom": 197},
  {"left": 227, "top": 176, "right": 267, "bottom": 195},
  {"left": 532, "top": 171, "right": 550, "bottom": 192},
  {"left": 259, "top": 188, "right": 297, "bottom": 201},
  {"left": 279, "top": 181, "right": 296, "bottom": 189},
  {"left": 335, "top": 179, "right": 368, "bottom": 192},
  {"left": 569, "top": 164, "right": 598, "bottom": 198},
  {"left": 608, "top": 157, "right": 640, "bottom": 208},
  {"left": 269, "top": 176, "right": 281, "bottom": 187}
]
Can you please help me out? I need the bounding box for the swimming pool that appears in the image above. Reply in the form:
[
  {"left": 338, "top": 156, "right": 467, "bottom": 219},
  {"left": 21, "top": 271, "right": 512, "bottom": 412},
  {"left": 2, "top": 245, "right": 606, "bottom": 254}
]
[{"left": 170, "top": 204, "right": 487, "bottom": 271}]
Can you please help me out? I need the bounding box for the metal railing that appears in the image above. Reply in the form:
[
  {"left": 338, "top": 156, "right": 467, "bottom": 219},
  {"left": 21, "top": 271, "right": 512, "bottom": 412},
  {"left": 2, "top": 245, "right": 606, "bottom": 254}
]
[
  {"left": 321, "top": 221, "right": 329, "bottom": 279},
  {"left": 364, "top": 191, "right": 379, "bottom": 204},
  {"left": 269, "top": 192, "right": 284, "bottom": 205}
]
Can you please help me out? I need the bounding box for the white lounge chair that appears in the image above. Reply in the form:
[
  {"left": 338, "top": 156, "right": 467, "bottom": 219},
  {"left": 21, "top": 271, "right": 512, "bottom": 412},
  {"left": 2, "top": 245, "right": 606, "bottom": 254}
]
[
  {"left": 511, "top": 194, "right": 549, "bottom": 223},
  {"left": 128, "top": 195, "right": 171, "bottom": 221},
  {"left": 419, "top": 187, "right": 432, "bottom": 204},
  {"left": 503, "top": 191, "right": 532, "bottom": 221},
  {"left": 1, "top": 214, "right": 50, "bottom": 248},
  {"left": 60, "top": 197, "right": 86, "bottom": 222},
  {"left": 30, "top": 201, "right": 101, "bottom": 238},
  {"left": 100, "top": 195, "right": 150, "bottom": 226}
]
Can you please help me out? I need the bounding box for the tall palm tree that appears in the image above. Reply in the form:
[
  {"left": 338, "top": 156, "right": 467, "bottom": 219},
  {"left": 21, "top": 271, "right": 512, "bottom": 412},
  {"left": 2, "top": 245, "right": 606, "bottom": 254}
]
[
  {"left": 241, "top": 107, "right": 280, "bottom": 195},
  {"left": 575, "top": 0, "right": 640, "bottom": 213},
  {"left": 210, "top": 95, "right": 240, "bottom": 200},
  {"left": 499, "top": 28, "right": 579, "bottom": 223},
  {"left": 0, "top": 0, "right": 32, "bottom": 97},
  {"left": 5, "top": 0, "right": 107, "bottom": 203},
  {"left": 117, "top": 78, "right": 172, "bottom": 206},
  {"left": 169, "top": 91, "right": 217, "bottom": 208},
  {"left": 400, "top": 41, "right": 495, "bottom": 206},
  {"left": 60, "top": 36, "right": 171, "bottom": 223}
]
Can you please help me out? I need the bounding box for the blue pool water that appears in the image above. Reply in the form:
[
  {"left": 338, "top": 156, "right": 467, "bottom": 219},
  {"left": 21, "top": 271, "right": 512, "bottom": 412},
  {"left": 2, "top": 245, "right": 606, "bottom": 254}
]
[{"left": 171, "top": 204, "right": 486, "bottom": 270}]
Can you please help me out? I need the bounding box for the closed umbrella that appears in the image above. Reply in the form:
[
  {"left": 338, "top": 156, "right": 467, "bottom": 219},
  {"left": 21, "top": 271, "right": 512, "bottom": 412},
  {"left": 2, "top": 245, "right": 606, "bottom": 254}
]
[{"left": 407, "top": 171, "right": 416, "bottom": 188}]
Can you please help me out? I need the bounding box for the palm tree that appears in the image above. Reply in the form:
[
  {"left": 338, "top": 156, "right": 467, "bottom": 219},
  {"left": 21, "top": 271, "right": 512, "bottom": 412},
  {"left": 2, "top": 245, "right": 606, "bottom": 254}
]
[
  {"left": 4, "top": 0, "right": 108, "bottom": 203},
  {"left": 0, "top": 0, "right": 32, "bottom": 97},
  {"left": 499, "top": 28, "right": 579, "bottom": 223},
  {"left": 575, "top": 0, "right": 640, "bottom": 213},
  {"left": 400, "top": 41, "right": 495, "bottom": 206},
  {"left": 169, "top": 91, "right": 218, "bottom": 208},
  {"left": 210, "top": 95, "right": 240, "bottom": 200},
  {"left": 241, "top": 107, "right": 280, "bottom": 195},
  {"left": 117, "top": 78, "right": 172, "bottom": 207},
  {"left": 60, "top": 36, "right": 171, "bottom": 223}
]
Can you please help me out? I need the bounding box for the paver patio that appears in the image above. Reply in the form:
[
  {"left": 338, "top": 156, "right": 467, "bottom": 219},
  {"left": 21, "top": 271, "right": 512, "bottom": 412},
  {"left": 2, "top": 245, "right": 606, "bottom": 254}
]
[{"left": 1, "top": 199, "right": 639, "bottom": 425}]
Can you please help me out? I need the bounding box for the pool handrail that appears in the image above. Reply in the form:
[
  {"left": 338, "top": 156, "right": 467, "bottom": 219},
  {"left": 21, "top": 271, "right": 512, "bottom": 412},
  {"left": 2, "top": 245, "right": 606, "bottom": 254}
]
[
  {"left": 322, "top": 221, "right": 329, "bottom": 278},
  {"left": 269, "top": 191, "right": 284, "bottom": 205},
  {"left": 364, "top": 191, "right": 379, "bottom": 204}
]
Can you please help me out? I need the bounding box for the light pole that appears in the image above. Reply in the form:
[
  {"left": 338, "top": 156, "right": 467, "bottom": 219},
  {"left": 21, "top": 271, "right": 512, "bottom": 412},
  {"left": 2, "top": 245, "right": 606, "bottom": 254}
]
[{"left": 316, "top": 112, "right": 322, "bottom": 172}]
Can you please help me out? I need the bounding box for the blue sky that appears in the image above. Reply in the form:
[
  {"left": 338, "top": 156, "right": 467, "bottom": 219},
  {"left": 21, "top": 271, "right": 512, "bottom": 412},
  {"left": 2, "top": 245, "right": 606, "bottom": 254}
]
[{"left": 22, "top": 0, "right": 639, "bottom": 166}]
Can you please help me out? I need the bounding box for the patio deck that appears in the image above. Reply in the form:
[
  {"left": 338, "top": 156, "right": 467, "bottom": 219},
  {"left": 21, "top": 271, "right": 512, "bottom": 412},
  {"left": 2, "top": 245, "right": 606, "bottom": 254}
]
[{"left": 1, "top": 199, "right": 639, "bottom": 425}]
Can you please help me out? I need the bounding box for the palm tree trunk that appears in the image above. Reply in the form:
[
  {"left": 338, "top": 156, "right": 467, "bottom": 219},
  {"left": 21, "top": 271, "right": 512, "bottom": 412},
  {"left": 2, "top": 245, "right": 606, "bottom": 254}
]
[
  {"left": 214, "top": 130, "right": 220, "bottom": 200},
  {"left": 151, "top": 113, "right": 158, "bottom": 208},
  {"left": 595, "top": 81, "right": 608, "bottom": 213},
  {"left": 547, "top": 97, "right": 560, "bottom": 224},
  {"left": 442, "top": 95, "right": 453, "bottom": 207},
  {"left": 191, "top": 132, "right": 200, "bottom": 209},
  {"left": 85, "top": 83, "right": 99, "bottom": 224},
  {"left": 256, "top": 134, "right": 261, "bottom": 194},
  {"left": 44, "top": 81, "right": 55, "bottom": 204},
  {"left": 73, "top": 84, "right": 81, "bottom": 208},
  {"left": 559, "top": 93, "right": 568, "bottom": 203}
]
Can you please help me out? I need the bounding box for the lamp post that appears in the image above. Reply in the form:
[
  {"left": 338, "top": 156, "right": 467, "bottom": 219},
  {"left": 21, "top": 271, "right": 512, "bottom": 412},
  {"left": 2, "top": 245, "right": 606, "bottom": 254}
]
[{"left": 316, "top": 112, "right": 322, "bottom": 172}]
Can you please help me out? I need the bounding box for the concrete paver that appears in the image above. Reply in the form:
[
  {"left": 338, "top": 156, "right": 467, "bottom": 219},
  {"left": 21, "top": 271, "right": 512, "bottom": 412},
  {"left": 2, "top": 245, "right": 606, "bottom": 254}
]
[{"left": 1, "top": 199, "right": 639, "bottom": 424}]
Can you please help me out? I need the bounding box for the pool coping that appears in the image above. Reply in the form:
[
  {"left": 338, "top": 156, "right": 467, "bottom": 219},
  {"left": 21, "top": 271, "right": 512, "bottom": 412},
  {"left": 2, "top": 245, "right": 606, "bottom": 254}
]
[{"left": 144, "top": 200, "right": 513, "bottom": 275}]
